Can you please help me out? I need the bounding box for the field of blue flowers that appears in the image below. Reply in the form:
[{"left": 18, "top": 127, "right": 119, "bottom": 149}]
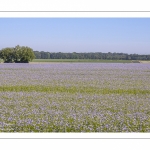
[{"left": 0, "top": 63, "right": 150, "bottom": 132}]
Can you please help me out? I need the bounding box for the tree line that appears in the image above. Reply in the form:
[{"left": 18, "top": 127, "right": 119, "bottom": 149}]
[
  {"left": 1, "top": 45, "right": 150, "bottom": 63},
  {"left": 34, "top": 51, "right": 150, "bottom": 60}
]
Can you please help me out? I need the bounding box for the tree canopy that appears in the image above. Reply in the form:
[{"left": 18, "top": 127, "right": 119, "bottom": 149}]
[
  {"left": 0, "top": 45, "right": 35, "bottom": 63},
  {"left": 33, "top": 51, "right": 150, "bottom": 60}
]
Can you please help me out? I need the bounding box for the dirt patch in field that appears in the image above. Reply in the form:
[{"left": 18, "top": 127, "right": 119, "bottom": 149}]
[{"left": 140, "top": 61, "right": 150, "bottom": 63}]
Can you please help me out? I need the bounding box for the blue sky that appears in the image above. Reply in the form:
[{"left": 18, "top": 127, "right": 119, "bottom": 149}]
[{"left": 0, "top": 18, "right": 150, "bottom": 54}]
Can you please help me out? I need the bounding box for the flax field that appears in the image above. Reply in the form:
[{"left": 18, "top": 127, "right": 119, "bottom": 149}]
[{"left": 0, "top": 63, "right": 150, "bottom": 132}]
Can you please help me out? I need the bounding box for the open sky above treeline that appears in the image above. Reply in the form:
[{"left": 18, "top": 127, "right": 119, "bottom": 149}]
[{"left": 0, "top": 18, "right": 150, "bottom": 54}]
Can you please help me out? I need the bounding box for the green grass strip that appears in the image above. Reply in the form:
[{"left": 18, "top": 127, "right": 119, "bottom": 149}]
[
  {"left": 0, "top": 85, "right": 149, "bottom": 94},
  {"left": 32, "top": 59, "right": 132, "bottom": 63}
]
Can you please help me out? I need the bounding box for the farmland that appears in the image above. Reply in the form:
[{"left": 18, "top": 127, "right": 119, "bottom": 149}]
[
  {"left": 31, "top": 59, "right": 132, "bottom": 63},
  {"left": 0, "top": 63, "right": 150, "bottom": 132}
]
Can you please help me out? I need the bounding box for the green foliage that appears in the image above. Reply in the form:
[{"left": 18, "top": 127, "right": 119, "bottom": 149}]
[
  {"left": 0, "top": 45, "right": 35, "bottom": 63},
  {"left": 33, "top": 51, "right": 150, "bottom": 60},
  {"left": 19, "top": 46, "right": 35, "bottom": 63},
  {"left": 0, "top": 47, "right": 14, "bottom": 63}
]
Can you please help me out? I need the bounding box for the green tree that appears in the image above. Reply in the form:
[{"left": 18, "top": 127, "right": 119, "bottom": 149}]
[
  {"left": 0, "top": 47, "right": 14, "bottom": 63},
  {"left": 34, "top": 51, "right": 41, "bottom": 59},
  {"left": 13, "top": 45, "right": 22, "bottom": 62},
  {"left": 0, "top": 45, "right": 35, "bottom": 63},
  {"left": 19, "top": 46, "right": 35, "bottom": 63}
]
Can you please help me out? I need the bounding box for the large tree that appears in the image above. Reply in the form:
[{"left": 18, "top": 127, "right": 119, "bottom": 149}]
[
  {"left": 17, "top": 46, "right": 35, "bottom": 63},
  {"left": 0, "top": 45, "right": 35, "bottom": 63},
  {"left": 0, "top": 47, "right": 14, "bottom": 63}
]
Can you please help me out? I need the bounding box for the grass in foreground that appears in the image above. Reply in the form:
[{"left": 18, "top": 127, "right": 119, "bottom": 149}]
[{"left": 1, "top": 91, "right": 150, "bottom": 132}]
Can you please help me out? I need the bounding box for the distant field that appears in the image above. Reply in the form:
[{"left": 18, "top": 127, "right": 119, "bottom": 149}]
[
  {"left": 31, "top": 59, "right": 132, "bottom": 63},
  {"left": 2, "top": 59, "right": 150, "bottom": 63}
]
